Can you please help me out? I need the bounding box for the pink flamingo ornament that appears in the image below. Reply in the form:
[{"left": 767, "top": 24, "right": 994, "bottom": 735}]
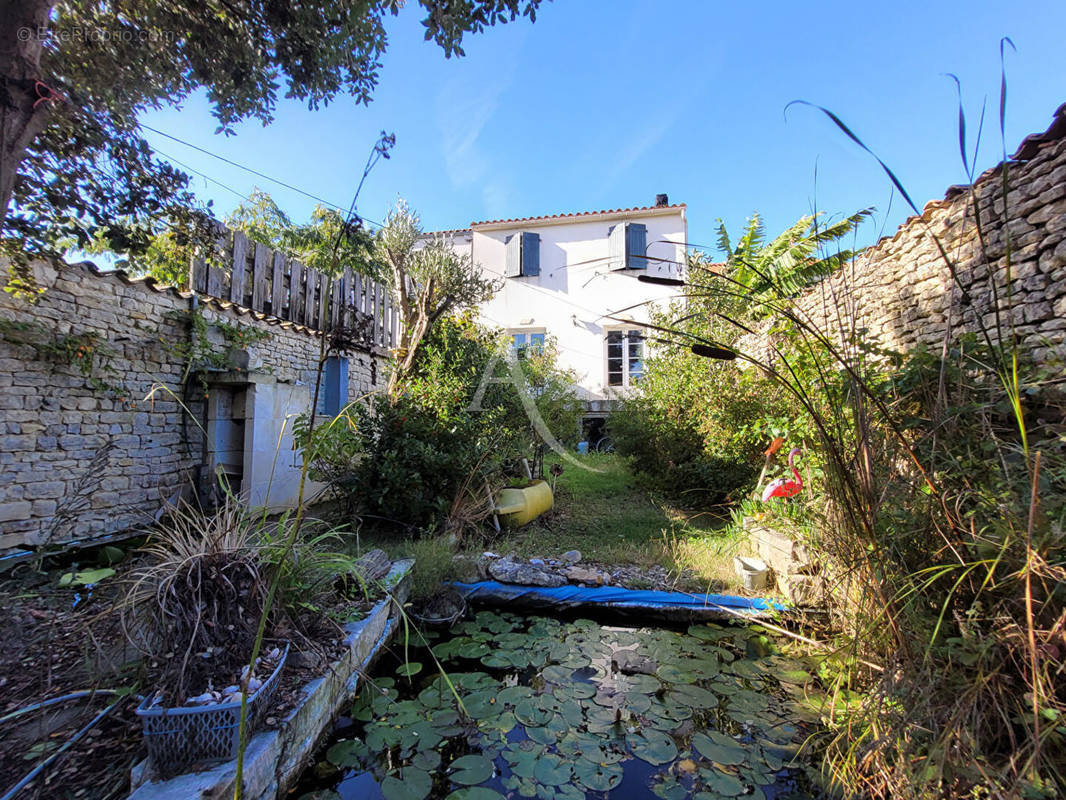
[{"left": 761, "top": 448, "right": 804, "bottom": 502}]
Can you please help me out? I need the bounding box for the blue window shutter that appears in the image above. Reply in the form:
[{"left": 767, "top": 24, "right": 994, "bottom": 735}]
[
  {"left": 521, "top": 232, "right": 540, "bottom": 276},
  {"left": 321, "top": 355, "right": 349, "bottom": 416},
  {"left": 627, "top": 223, "right": 647, "bottom": 269},
  {"left": 608, "top": 224, "right": 626, "bottom": 270},
  {"left": 505, "top": 234, "right": 522, "bottom": 278}
]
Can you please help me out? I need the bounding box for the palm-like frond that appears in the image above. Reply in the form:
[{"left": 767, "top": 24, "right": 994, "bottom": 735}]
[
  {"left": 714, "top": 218, "right": 733, "bottom": 257},
  {"left": 718, "top": 208, "right": 872, "bottom": 314}
]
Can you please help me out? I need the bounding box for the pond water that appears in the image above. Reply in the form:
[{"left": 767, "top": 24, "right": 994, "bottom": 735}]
[{"left": 294, "top": 611, "right": 824, "bottom": 800}]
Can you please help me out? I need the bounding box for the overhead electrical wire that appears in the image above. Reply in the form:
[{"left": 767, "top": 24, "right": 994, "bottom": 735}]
[{"left": 143, "top": 123, "right": 385, "bottom": 229}]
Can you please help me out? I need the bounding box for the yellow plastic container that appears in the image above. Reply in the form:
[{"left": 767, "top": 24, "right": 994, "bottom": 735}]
[{"left": 494, "top": 479, "right": 554, "bottom": 528}]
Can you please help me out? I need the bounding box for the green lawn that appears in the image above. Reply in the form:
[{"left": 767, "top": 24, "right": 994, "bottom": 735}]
[
  {"left": 358, "top": 453, "right": 749, "bottom": 593},
  {"left": 507, "top": 453, "right": 746, "bottom": 592}
]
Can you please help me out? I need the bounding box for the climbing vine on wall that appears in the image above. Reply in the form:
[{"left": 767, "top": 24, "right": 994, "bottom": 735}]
[
  {"left": 164, "top": 306, "right": 272, "bottom": 395},
  {"left": 0, "top": 315, "right": 129, "bottom": 401}
]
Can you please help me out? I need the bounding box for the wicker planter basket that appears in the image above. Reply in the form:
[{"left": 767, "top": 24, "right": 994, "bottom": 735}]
[{"left": 135, "top": 643, "right": 289, "bottom": 776}]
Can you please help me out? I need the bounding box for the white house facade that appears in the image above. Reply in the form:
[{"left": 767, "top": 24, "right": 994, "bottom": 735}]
[{"left": 429, "top": 196, "right": 688, "bottom": 436}]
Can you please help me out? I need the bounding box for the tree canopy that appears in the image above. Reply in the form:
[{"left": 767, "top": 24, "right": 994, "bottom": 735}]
[
  {"left": 84, "top": 188, "right": 379, "bottom": 288},
  {"left": 0, "top": 0, "right": 545, "bottom": 285}
]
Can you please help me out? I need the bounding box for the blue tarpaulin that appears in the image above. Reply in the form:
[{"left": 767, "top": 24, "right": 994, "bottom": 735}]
[{"left": 450, "top": 581, "right": 786, "bottom": 622}]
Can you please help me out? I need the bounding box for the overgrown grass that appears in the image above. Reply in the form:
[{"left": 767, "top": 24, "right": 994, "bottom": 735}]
[
  {"left": 356, "top": 452, "right": 749, "bottom": 592},
  {"left": 511, "top": 453, "right": 746, "bottom": 591}
]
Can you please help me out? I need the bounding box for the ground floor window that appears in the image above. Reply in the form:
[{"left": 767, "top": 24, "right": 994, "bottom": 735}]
[
  {"left": 510, "top": 331, "right": 545, "bottom": 359},
  {"left": 606, "top": 329, "right": 644, "bottom": 387}
]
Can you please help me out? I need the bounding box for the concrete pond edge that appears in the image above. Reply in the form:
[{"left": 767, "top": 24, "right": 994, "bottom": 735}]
[{"left": 128, "top": 558, "right": 414, "bottom": 800}]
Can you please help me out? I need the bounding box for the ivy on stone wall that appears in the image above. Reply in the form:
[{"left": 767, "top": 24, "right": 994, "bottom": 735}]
[{"left": 0, "top": 315, "right": 129, "bottom": 401}]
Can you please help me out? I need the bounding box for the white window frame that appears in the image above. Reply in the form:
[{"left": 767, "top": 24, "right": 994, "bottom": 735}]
[
  {"left": 604, "top": 327, "right": 645, "bottom": 388},
  {"left": 508, "top": 328, "right": 546, "bottom": 359}
]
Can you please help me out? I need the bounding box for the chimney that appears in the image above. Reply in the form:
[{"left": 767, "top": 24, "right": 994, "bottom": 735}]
[{"left": 655, "top": 193, "right": 669, "bottom": 208}]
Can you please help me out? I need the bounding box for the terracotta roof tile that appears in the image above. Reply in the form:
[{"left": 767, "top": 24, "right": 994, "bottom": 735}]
[
  {"left": 422, "top": 227, "right": 472, "bottom": 236},
  {"left": 470, "top": 202, "right": 686, "bottom": 228}
]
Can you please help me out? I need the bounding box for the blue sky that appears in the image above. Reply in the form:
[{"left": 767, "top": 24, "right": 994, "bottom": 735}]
[{"left": 142, "top": 1, "right": 1066, "bottom": 255}]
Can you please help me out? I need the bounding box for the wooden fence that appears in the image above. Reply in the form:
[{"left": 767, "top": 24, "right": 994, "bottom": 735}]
[{"left": 189, "top": 228, "right": 398, "bottom": 350}]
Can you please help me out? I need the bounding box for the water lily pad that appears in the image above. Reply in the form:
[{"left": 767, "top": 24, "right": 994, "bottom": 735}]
[
  {"left": 624, "top": 691, "right": 653, "bottom": 713},
  {"left": 410, "top": 749, "right": 441, "bottom": 771},
  {"left": 446, "top": 789, "right": 506, "bottom": 800},
  {"left": 629, "top": 729, "right": 678, "bottom": 765},
  {"left": 526, "top": 723, "right": 559, "bottom": 746},
  {"left": 619, "top": 673, "right": 660, "bottom": 694},
  {"left": 540, "top": 665, "right": 573, "bottom": 684},
  {"left": 532, "top": 753, "right": 572, "bottom": 786},
  {"left": 428, "top": 709, "right": 463, "bottom": 736},
  {"left": 656, "top": 663, "right": 699, "bottom": 683},
  {"left": 396, "top": 661, "right": 423, "bottom": 677},
  {"left": 584, "top": 705, "right": 620, "bottom": 733},
  {"left": 687, "top": 624, "right": 728, "bottom": 641},
  {"left": 497, "top": 685, "right": 533, "bottom": 706},
  {"left": 365, "top": 722, "right": 402, "bottom": 751},
  {"left": 729, "top": 689, "right": 770, "bottom": 713},
  {"left": 325, "top": 738, "right": 368, "bottom": 768},
  {"left": 381, "top": 767, "right": 431, "bottom": 800},
  {"left": 481, "top": 651, "right": 515, "bottom": 669},
  {"left": 449, "top": 754, "right": 494, "bottom": 785},
  {"left": 505, "top": 750, "right": 539, "bottom": 779},
  {"left": 481, "top": 710, "right": 517, "bottom": 734},
  {"left": 702, "top": 769, "right": 747, "bottom": 796},
  {"left": 666, "top": 684, "right": 719, "bottom": 709},
  {"left": 463, "top": 689, "right": 501, "bottom": 719},
  {"left": 691, "top": 732, "right": 747, "bottom": 765},
  {"left": 568, "top": 682, "right": 596, "bottom": 699},
  {"left": 514, "top": 698, "right": 553, "bottom": 727},
  {"left": 651, "top": 776, "right": 689, "bottom": 800},
  {"left": 400, "top": 720, "right": 442, "bottom": 750},
  {"left": 572, "top": 758, "right": 623, "bottom": 791}
]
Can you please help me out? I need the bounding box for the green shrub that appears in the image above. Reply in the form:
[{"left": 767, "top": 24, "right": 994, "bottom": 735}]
[
  {"left": 298, "top": 315, "right": 582, "bottom": 536},
  {"left": 608, "top": 288, "right": 808, "bottom": 504}
]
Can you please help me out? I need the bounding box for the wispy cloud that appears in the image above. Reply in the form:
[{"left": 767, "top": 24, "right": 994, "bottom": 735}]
[{"left": 434, "top": 32, "right": 526, "bottom": 218}]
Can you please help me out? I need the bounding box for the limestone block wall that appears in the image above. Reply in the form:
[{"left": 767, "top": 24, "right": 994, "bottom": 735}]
[
  {"left": 0, "top": 260, "right": 387, "bottom": 553},
  {"left": 788, "top": 104, "right": 1066, "bottom": 365}
]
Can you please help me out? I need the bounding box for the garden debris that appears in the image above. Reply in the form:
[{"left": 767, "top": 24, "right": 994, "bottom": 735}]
[
  {"left": 179, "top": 646, "right": 283, "bottom": 706},
  {"left": 564, "top": 565, "right": 610, "bottom": 585},
  {"left": 611, "top": 649, "right": 658, "bottom": 675},
  {"left": 487, "top": 556, "right": 566, "bottom": 587},
  {"left": 351, "top": 549, "right": 391, "bottom": 584}
]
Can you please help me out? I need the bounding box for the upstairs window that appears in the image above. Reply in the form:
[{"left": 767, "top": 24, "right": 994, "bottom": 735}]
[
  {"left": 505, "top": 231, "right": 541, "bottom": 278},
  {"left": 510, "top": 331, "right": 545, "bottom": 359},
  {"left": 608, "top": 221, "right": 648, "bottom": 270},
  {"left": 606, "top": 329, "right": 644, "bottom": 387}
]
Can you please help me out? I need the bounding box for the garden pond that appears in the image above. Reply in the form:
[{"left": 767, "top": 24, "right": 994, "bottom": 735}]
[{"left": 294, "top": 611, "right": 825, "bottom": 800}]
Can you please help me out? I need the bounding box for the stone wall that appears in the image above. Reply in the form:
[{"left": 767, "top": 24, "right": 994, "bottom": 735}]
[
  {"left": 0, "top": 259, "right": 387, "bottom": 554},
  {"left": 785, "top": 104, "right": 1066, "bottom": 365}
]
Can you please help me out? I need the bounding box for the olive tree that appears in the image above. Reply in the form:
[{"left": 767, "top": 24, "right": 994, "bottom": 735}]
[{"left": 376, "top": 200, "right": 499, "bottom": 398}]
